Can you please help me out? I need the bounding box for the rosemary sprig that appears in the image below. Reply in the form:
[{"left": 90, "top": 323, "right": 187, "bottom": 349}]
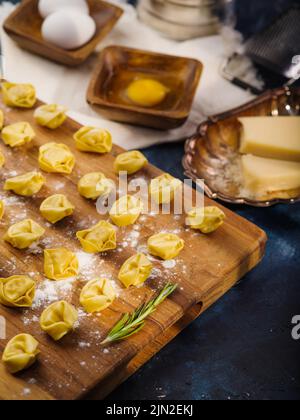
[{"left": 101, "top": 282, "right": 178, "bottom": 345}]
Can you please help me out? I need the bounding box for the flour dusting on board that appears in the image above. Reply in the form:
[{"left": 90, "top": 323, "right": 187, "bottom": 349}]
[
  {"left": 162, "top": 260, "right": 177, "bottom": 269},
  {"left": 32, "top": 278, "right": 75, "bottom": 309},
  {"left": 76, "top": 251, "right": 99, "bottom": 280}
]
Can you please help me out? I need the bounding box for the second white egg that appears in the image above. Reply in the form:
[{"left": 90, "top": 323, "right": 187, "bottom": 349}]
[
  {"left": 38, "top": 0, "right": 89, "bottom": 19},
  {"left": 42, "top": 10, "right": 97, "bottom": 50}
]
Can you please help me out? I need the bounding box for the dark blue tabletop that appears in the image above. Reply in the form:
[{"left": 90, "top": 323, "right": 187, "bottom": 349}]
[{"left": 7, "top": 0, "right": 300, "bottom": 401}]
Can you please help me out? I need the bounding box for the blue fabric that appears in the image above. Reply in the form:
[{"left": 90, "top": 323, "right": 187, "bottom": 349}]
[{"left": 5, "top": 0, "right": 300, "bottom": 401}]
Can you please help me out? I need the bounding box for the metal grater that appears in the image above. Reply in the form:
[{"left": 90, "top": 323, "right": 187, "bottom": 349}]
[{"left": 245, "top": 7, "right": 300, "bottom": 80}]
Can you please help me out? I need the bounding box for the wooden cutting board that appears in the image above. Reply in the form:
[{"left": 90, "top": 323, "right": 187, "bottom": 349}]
[{"left": 0, "top": 96, "right": 267, "bottom": 400}]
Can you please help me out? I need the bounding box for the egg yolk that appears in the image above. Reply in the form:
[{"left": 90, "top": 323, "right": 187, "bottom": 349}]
[{"left": 126, "top": 79, "right": 169, "bottom": 107}]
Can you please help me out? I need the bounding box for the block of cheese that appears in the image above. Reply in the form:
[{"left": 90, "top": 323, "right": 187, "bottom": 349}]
[
  {"left": 241, "top": 154, "right": 300, "bottom": 196},
  {"left": 239, "top": 116, "right": 300, "bottom": 162}
]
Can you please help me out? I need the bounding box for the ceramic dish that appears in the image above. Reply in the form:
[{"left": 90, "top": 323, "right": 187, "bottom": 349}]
[{"left": 138, "top": 0, "right": 219, "bottom": 40}]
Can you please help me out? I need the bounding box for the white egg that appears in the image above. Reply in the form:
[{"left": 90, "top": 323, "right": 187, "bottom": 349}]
[
  {"left": 42, "top": 10, "right": 96, "bottom": 50},
  {"left": 38, "top": 0, "right": 89, "bottom": 19}
]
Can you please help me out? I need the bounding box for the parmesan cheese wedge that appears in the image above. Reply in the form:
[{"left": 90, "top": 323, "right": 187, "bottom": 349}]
[
  {"left": 241, "top": 155, "right": 300, "bottom": 196},
  {"left": 239, "top": 116, "right": 300, "bottom": 162}
]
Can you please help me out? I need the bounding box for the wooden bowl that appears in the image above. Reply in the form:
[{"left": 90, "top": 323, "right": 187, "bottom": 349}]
[
  {"left": 3, "top": 0, "right": 123, "bottom": 67},
  {"left": 87, "top": 46, "right": 203, "bottom": 130},
  {"left": 183, "top": 87, "right": 300, "bottom": 207}
]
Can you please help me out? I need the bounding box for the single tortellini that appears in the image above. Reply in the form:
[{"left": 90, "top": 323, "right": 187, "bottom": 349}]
[
  {"left": 114, "top": 151, "right": 148, "bottom": 175},
  {"left": 1, "top": 82, "right": 36, "bottom": 108},
  {"left": 186, "top": 206, "right": 226, "bottom": 234},
  {"left": 44, "top": 248, "right": 79, "bottom": 280},
  {"left": 2, "top": 334, "right": 39, "bottom": 374},
  {"left": 39, "top": 142, "right": 75, "bottom": 174},
  {"left": 0, "top": 109, "right": 4, "bottom": 130},
  {"left": 40, "top": 301, "right": 78, "bottom": 341},
  {"left": 150, "top": 174, "right": 182, "bottom": 204},
  {"left": 4, "top": 171, "right": 45, "bottom": 197},
  {"left": 109, "top": 195, "right": 143, "bottom": 227},
  {"left": 74, "top": 127, "right": 112, "bottom": 154},
  {"left": 1, "top": 122, "right": 35, "bottom": 148},
  {"left": 4, "top": 219, "right": 45, "bottom": 249},
  {"left": 0, "top": 200, "right": 4, "bottom": 220},
  {"left": 148, "top": 233, "right": 184, "bottom": 260},
  {"left": 0, "top": 275, "right": 35, "bottom": 308},
  {"left": 118, "top": 253, "right": 153, "bottom": 288},
  {"left": 80, "top": 278, "right": 116, "bottom": 314},
  {"left": 0, "top": 150, "right": 5, "bottom": 168},
  {"left": 76, "top": 221, "right": 117, "bottom": 254},
  {"left": 34, "top": 104, "right": 67, "bottom": 129},
  {"left": 78, "top": 172, "right": 114, "bottom": 200},
  {"left": 40, "top": 194, "right": 74, "bottom": 224}
]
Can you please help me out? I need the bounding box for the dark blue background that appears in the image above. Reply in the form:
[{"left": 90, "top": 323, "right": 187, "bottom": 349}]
[{"left": 6, "top": 0, "right": 300, "bottom": 400}]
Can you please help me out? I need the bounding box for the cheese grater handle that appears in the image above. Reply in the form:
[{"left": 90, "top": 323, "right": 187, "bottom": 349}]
[{"left": 220, "top": 57, "right": 264, "bottom": 95}]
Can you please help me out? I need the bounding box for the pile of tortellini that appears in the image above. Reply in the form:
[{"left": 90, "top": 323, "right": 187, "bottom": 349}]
[{"left": 0, "top": 82, "right": 226, "bottom": 374}]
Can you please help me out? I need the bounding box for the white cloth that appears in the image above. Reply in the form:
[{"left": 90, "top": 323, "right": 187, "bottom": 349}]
[{"left": 0, "top": 1, "right": 253, "bottom": 149}]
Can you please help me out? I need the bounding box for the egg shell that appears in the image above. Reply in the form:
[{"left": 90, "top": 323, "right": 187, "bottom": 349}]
[
  {"left": 38, "top": 0, "right": 89, "bottom": 19},
  {"left": 42, "top": 10, "right": 97, "bottom": 50}
]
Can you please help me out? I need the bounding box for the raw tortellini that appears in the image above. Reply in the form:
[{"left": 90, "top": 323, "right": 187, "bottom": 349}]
[
  {"left": 40, "top": 194, "right": 74, "bottom": 224},
  {"left": 39, "top": 142, "right": 75, "bottom": 174},
  {"left": 0, "top": 200, "right": 4, "bottom": 220},
  {"left": 74, "top": 127, "right": 112, "bottom": 154},
  {"left": 44, "top": 248, "right": 79, "bottom": 280},
  {"left": 1, "top": 122, "right": 35, "bottom": 148},
  {"left": 109, "top": 195, "right": 143, "bottom": 227},
  {"left": 0, "top": 150, "right": 5, "bottom": 167},
  {"left": 40, "top": 301, "right": 78, "bottom": 341},
  {"left": 148, "top": 233, "right": 184, "bottom": 260},
  {"left": 76, "top": 221, "right": 116, "bottom": 253},
  {"left": 0, "top": 275, "right": 35, "bottom": 308},
  {"left": 1, "top": 82, "right": 36, "bottom": 108},
  {"left": 186, "top": 206, "right": 226, "bottom": 234},
  {"left": 2, "top": 334, "right": 39, "bottom": 374},
  {"left": 114, "top": 151, "right": 148, "bottom": 175},
  {"left": 80, "top": 278, "right": 116, "bottom": 314},
  {"left": 34, "top": 104, "right": 67, "bottom": 129},
  {"left": 118, "top": 253, "right": 153, "bottom": 288},
  {"left": 150, "top": 174, "right": 182, "bottom": 204},
  {"left": 78, "top": 172, "right": 114, "bottom": 200},
  {"left": 4, "top": 171, "right": 45, "bottom": 197},
  {"left": 0, "top": 109, "right": 4, "bottom": 130},
  {"left": 4, "top": 219, "right": 45, "bottom": 249}
]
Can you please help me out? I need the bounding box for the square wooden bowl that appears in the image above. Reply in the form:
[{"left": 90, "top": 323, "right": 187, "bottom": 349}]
[
  {"left": 87, "top": 46, "right": 203, "bottom": 130},
  {"left": 3, "top": 0, "right": 123, "bottom": 67}
]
